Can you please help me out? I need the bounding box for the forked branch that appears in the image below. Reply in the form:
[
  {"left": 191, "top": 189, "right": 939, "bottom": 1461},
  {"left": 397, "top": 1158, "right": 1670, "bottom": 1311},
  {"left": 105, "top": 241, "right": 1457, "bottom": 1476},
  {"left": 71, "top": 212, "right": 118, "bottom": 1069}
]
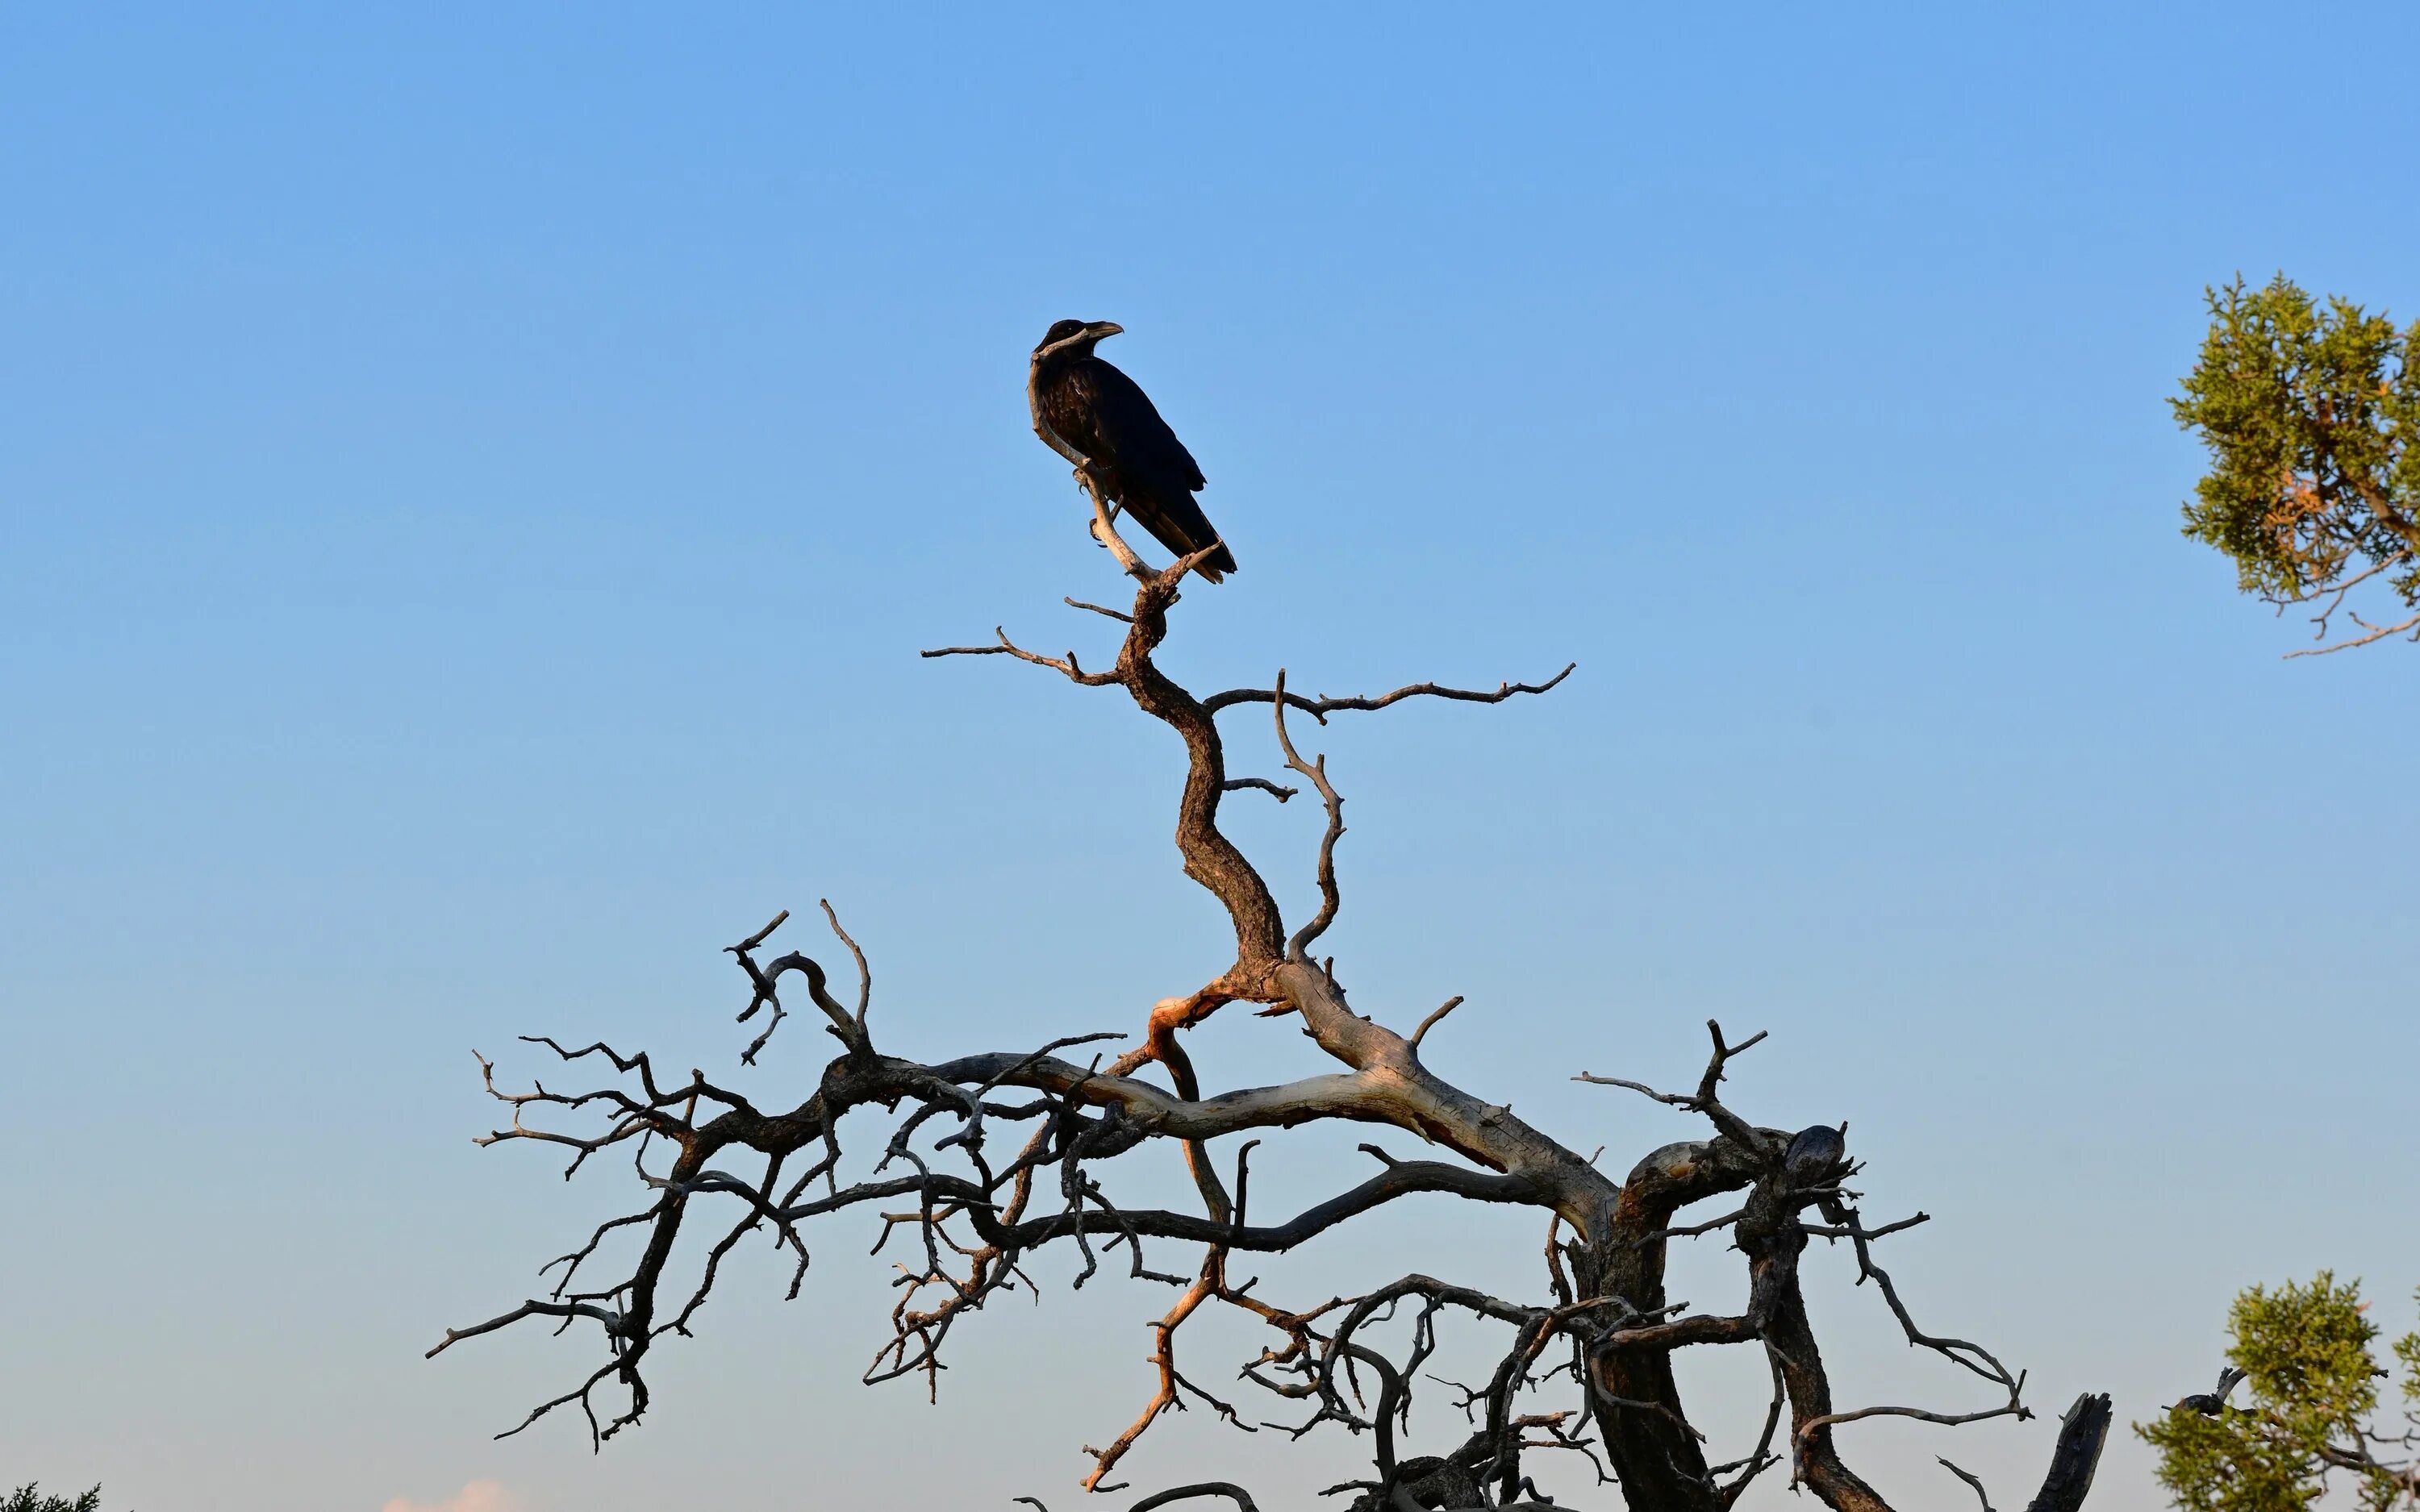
[{"left": 442, "top": 549, "right": 2102, "bottom": 1512}]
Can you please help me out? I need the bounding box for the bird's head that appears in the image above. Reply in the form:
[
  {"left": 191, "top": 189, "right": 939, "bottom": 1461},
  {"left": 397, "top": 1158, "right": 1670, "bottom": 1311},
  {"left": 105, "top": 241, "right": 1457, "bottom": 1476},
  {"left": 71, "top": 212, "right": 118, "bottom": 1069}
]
[{"left": 1033, "top": 319, "right": 1123, "bottom": 360}]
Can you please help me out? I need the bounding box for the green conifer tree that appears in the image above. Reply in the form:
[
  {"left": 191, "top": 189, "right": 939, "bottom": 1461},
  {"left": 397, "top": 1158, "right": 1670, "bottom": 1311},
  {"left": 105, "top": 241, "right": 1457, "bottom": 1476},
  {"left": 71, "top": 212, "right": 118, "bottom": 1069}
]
[
  {"left": 1, "top": 1487, "right": 105, "bottom": 1512},
  {"left": 2176, "top": 277, "right": 2420, "bottom": 653},
  {"left": 2139, "top": 1274, "right": 2420, "bottom": 1510}
]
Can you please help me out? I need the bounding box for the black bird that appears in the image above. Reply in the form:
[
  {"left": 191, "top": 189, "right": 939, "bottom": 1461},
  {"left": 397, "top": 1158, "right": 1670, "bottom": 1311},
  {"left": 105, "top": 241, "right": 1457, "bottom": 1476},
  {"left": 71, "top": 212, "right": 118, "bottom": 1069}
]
[
  {"left": 2171, "top": 1366, "right": 2247, "bottom": 1417},
  {"left": 1782, "top": 1123, "right": 1849, "bottom": 1187},
  {"left": 1028, "top": 319, "right": 1237, "bottom": 581}
]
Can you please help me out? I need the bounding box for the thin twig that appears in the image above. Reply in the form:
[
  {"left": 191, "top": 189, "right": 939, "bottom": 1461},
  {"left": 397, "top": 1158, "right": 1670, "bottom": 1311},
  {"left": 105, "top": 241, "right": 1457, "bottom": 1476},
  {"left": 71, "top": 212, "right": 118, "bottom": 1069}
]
[{"left": 1409, "top": 996, "right": 1464, "bottom": 1052}]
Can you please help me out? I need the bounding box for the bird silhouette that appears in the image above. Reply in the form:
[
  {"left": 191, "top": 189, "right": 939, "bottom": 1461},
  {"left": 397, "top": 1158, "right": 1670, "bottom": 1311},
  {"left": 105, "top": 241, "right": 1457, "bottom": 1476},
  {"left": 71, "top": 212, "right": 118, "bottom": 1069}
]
[
  {"left": 1028, "top": 319, "right": 1235, "bottom": 581},
  {"left": 2171, "top": 1365, "right": 2247, "bottom": 1416}
]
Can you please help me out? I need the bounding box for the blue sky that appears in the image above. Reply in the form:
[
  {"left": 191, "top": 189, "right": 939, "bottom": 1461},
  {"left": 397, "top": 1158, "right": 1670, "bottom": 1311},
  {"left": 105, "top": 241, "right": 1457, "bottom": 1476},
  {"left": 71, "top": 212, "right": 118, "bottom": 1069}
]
[{"left": 3, "top": 5, "right": 2415, "bottom": 1510}]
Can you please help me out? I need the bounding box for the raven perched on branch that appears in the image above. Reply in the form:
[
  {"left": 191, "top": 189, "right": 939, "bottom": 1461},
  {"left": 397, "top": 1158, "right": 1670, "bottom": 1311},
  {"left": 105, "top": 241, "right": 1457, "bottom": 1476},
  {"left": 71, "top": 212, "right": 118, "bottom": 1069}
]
[{"left": 1029, "top": 318, "right": 1237, "bottom": 581}]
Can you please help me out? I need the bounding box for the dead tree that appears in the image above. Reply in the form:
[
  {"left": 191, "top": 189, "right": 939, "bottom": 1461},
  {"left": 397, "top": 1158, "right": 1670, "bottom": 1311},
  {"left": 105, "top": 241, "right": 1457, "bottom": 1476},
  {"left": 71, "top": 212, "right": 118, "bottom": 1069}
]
[{"left": 432, "top": 483, "right": 2116, "bottom": 1512}]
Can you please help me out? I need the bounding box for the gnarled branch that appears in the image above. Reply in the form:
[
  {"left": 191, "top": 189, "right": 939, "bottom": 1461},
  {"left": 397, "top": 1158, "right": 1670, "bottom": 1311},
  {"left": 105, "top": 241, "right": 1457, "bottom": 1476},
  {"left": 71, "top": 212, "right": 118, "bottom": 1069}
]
[{"left": 442, "top": 548, "right": 2101, "bottom": 1512}]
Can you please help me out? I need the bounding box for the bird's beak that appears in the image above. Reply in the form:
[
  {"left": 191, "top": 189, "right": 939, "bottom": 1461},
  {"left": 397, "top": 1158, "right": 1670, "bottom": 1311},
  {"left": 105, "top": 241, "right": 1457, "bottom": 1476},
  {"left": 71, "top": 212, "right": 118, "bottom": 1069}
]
[{"left": 1087, "top": 321, "right": 1124, "bottom": 339}]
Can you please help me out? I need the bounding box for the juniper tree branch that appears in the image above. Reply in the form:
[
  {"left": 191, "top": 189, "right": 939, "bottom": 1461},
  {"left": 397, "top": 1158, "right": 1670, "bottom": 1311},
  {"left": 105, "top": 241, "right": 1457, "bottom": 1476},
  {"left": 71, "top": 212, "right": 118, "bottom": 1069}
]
[{"left": 2283, "top": 605, "right": 2420, "bottom": 656}]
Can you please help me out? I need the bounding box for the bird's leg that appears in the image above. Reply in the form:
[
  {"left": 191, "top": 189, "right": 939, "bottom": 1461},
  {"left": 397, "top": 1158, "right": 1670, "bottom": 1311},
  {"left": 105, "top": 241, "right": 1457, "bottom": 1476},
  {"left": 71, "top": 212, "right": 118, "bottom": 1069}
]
[
  {"left": 1077, "top": 459, "right": 1124, "bottom": 551},
  {"left": 1073, "top": 461, "right": 1122, "bottom": 522},
  {"left": 1067, "top": 459, "right": 1149, "bottom": 581}
]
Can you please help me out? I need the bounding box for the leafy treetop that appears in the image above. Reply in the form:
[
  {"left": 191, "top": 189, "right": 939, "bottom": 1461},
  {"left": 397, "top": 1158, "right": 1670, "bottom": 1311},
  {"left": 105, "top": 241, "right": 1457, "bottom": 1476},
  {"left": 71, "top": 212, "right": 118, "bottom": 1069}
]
[
  {"left": 2139, "top": 1272, "right": 2420, "bottom": 1512},
  {"left": 2177, "top": 276, "right": 2420, "bottom": 653},
  {"left": 1, "top": 1488, "right": 107, "bottom": 1512}
]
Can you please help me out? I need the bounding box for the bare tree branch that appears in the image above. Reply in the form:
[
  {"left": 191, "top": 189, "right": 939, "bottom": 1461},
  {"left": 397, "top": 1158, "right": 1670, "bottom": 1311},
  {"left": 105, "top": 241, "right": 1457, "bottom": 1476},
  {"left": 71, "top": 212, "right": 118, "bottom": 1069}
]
[
  {"left": 1409, "top": 996, "right": 1464, "bottom": 1053},
  {"left": 1939, "top": 1456, "right": 1996, "bottom": 1512},
  {"left": 440, "top": 551, "right": 2105, "bottom": 1512},
  {"left": 918, "top": 625, "right": 1123, "bottom": 685},
  {"left": 1221, "top": 777, "right": 1298, "bottom": 802},
  {"left": 2283, "top": 604, "right": 2420, "bottom": 656},
  {"left": 1202, "top": 663, "right": 1576, "bottom": 722}
]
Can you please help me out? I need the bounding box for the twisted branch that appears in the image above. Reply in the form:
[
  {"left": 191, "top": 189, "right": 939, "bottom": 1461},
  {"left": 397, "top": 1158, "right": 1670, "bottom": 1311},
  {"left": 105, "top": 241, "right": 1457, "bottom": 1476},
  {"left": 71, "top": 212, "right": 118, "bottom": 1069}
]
[{"left": 440, "top": 552, "right": 2105, "bottom": 1512}]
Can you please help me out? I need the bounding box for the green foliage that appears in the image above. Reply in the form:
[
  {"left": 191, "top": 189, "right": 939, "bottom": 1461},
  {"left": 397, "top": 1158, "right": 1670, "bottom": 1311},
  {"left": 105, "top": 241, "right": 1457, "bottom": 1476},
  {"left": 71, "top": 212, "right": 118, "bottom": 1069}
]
[
  {"left": 1, "top": 1488, "right": 104, "bottom": 1512},
  {"left": 2138, "top": 1274, "right": 2420, "bottom": 1512},
  {"left": 2176, "top": 275, "right": 2420, "bottom": 648}
]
